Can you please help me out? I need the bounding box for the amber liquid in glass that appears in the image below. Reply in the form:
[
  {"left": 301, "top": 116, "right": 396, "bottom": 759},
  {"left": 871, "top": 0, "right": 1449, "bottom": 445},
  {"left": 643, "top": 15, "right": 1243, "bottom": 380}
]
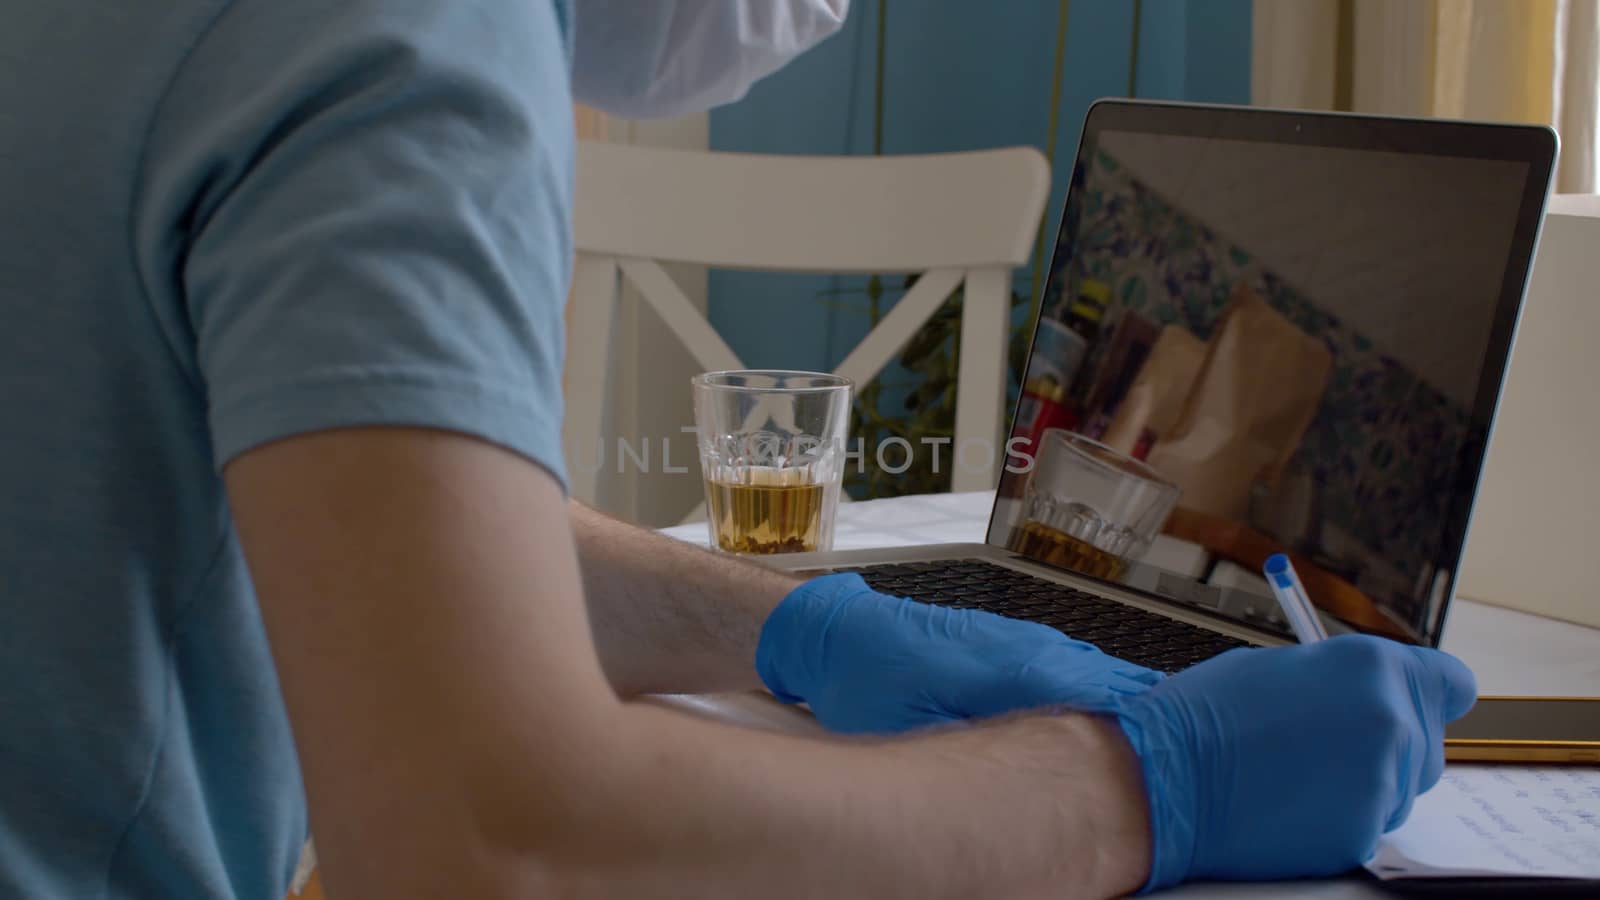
[
  {"left": 1007, "top": 520, "right": 1128, "bottom": 580},
  {"left": 707, "top": 479, "right": 825, "bottom": 554}
]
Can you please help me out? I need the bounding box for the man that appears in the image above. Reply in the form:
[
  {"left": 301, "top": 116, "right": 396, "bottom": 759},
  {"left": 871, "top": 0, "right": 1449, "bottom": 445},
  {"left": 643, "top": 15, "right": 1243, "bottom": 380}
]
[{"left": 0, "top": 1, "right": 1474, "bottom": 897}]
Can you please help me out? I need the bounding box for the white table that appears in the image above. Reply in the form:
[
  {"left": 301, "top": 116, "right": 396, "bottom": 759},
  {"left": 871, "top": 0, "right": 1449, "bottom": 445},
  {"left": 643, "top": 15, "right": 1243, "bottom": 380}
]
[{"left": 660, "top": 490, "right": 1600, "bottom": 899}]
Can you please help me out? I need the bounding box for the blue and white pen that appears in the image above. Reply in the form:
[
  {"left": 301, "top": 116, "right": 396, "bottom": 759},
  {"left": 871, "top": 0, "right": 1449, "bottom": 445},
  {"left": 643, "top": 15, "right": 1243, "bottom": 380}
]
[{"left": 1264, "top": 553, "right": 1328, "bottom": 644}]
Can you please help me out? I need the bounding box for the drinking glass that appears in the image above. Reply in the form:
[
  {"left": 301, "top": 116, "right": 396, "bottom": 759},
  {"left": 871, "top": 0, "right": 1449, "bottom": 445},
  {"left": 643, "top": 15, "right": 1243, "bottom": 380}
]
[
  {"left": 692, "top": 370, "right": 852, "bottom": 554},
  {"left": 1008, "top": 429, "right": 1181, "bottom": 579}
]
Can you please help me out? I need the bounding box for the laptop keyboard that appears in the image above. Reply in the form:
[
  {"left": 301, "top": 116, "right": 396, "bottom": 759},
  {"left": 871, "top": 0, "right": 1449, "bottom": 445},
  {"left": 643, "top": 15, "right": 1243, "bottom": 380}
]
[{"left": 826, "top": 559, "right": 1255, "bottom": 673}]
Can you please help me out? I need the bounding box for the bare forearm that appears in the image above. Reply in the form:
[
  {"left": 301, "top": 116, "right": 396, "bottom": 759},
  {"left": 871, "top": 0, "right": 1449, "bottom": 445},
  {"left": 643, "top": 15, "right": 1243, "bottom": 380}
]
[
  {"left": 234, "top": 430, "right": 1151, "bottom": 899},
  {"left": 503, "top": 704, "right": 1153, "bottom": 899},
  {"left": 570, "top": 500, "right": 801, "bottom": 696}
]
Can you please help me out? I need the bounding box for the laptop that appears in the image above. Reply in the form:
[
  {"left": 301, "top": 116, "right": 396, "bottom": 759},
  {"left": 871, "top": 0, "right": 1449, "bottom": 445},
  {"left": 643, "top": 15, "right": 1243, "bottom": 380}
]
[{"left": 765, "top": 100, "right": 1556, "bottom": 670}]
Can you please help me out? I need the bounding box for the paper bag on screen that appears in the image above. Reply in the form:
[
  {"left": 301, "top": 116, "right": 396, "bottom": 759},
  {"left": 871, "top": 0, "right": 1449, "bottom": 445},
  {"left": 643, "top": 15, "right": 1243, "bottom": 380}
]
[
  {"left": 1145, "top": 285, "right": 1331, "bottom": 521},
  {"left": 1101, "top": 324, "right": 1206, "bottom": 456}
]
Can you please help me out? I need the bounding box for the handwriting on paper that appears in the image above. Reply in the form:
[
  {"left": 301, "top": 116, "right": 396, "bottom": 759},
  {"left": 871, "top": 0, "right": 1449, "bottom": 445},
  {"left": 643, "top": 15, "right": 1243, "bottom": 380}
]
[{"left": 1365, "top": 766, "right": 1600, "bottom": 880}]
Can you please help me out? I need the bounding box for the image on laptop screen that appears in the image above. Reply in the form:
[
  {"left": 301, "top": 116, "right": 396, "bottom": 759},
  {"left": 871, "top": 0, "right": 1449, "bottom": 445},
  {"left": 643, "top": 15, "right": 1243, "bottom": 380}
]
[{"left": 990, "top": 102, "right": 1553, "bottom": 647}]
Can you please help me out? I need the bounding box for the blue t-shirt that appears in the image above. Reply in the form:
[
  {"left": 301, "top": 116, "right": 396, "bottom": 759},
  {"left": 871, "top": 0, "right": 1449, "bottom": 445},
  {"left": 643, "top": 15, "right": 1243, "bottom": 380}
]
[{"left": 0, "top": 1, "right": 574, "bottom": 896}]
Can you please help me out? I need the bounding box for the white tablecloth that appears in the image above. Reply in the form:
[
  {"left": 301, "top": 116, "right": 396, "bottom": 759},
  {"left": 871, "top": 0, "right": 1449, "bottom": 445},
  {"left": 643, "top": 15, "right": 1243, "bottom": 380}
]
[
  {"left": 662, "top": 489, "right": 1000, "bottom": 551},
  {"left": 661, "top": 490, "right": 1600, "bottom": 899}
]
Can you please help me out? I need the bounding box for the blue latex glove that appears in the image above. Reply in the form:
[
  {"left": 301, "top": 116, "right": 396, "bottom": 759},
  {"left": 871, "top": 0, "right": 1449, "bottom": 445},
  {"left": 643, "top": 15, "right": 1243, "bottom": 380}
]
[
  {"left": 756, "top": 573, "right": 1164, "bottom": 734},
  {"left": 1108, "top": 634, "right": 1478, "bottom": 891}
]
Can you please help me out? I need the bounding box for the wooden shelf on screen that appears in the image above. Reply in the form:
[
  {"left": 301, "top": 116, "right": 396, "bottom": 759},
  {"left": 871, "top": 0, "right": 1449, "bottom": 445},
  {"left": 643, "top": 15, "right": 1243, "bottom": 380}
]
[{"left": 1162, "top": 506, "right": 1413, "bottom": 641}]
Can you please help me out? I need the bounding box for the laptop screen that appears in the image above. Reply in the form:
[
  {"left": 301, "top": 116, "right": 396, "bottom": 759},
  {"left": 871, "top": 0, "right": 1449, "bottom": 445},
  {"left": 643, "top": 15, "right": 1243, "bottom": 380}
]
[{"left": 988, "top": 101, "right": 1554, "bottom": 647}]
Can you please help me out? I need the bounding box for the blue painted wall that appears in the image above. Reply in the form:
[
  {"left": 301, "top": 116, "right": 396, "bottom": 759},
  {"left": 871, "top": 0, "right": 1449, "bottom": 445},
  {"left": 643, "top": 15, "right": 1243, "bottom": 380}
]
[{"left": 707, "top": 0, "right": 1251, "bottom": 376}]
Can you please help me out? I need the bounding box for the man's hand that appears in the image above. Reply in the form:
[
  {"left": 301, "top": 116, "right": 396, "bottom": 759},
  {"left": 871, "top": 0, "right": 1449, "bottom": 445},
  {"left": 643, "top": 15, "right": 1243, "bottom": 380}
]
[
  {"left": 757, "top": 573, "right": 1164, "bottom": 733},
  {"left": 1109, "top": 634, "right": 1478, "bottom": 889}
]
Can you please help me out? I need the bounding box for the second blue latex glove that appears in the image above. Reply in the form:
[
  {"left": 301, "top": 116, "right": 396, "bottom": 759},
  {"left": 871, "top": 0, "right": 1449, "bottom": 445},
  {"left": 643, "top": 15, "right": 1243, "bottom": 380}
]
[
  {"left": 756, "top": 572, "right": 1164, "bottom": 734},
  {"left": 1110, "top": 634, "right": 1478, "bottom": 891}
]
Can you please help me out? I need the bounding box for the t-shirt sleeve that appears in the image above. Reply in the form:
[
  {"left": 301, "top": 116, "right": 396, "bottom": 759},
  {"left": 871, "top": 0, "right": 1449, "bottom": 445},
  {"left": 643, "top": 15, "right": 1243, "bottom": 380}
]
[{"left": 134, "top": 0, "right": 575, "bottom": 486}]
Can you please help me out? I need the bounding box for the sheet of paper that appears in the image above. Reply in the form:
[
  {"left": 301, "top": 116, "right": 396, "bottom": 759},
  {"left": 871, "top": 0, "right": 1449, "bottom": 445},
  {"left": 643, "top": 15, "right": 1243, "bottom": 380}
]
[{"left": 1365, "top": 765, "right": 1600, "bottom": 880}]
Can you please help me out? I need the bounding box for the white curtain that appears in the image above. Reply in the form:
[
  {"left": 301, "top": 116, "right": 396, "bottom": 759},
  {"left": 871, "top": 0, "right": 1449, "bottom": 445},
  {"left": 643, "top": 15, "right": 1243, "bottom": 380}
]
[{"left": 1253, "top": 0, "right": 1600, "bottom": 193}]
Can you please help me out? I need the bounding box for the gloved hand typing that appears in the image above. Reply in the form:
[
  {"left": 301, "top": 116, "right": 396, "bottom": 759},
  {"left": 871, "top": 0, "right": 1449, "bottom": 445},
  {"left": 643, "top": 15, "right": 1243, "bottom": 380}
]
[
  {"left": 756, "top": 572, "right": 1163, "bottom": 733},
  {"left": 1108, "top": 634, "right": 1478, "bottom": 890}
]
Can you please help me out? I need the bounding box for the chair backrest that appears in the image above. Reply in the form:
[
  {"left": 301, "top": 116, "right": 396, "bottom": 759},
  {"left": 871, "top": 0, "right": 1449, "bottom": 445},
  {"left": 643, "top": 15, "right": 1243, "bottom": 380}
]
[
  {"left": 565, "top": 141, "right": 1050, "bottom": 510},
  {"left": 574, "top": 141, "right": 1049, "bottom": 271}
]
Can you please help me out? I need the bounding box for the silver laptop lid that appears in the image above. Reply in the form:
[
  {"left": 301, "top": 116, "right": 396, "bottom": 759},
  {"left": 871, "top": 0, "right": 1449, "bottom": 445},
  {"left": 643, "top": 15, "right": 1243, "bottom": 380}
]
[{"left": 989, "top": 100, "right": 1555, "bottom": 647}]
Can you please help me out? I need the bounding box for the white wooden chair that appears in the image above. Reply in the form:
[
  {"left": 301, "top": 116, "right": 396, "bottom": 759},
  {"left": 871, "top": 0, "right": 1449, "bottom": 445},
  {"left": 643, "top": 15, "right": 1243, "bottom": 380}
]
[{"left": 565, "top": 141, "right": 1050, "bottom": 509}]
